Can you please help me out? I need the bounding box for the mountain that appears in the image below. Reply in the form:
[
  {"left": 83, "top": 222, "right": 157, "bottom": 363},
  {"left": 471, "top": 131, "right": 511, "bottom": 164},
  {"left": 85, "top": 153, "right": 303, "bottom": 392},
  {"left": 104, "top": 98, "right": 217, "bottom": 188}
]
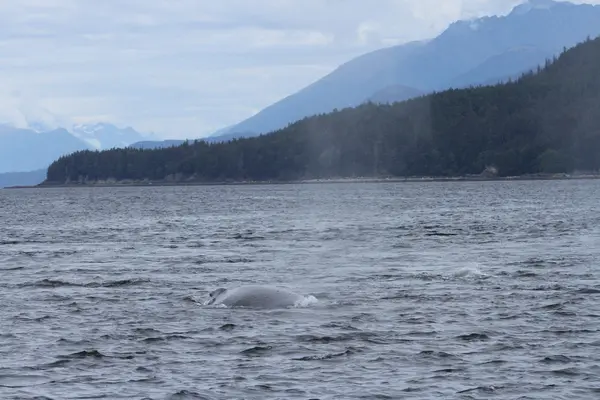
[
  {"left": 0, "top": 169, "right": 46, "bottom": 189},
  {"left": 43, "top": 35, "right": 600, "bottom": 183},
  {"left": 0, "top": 122, "right": 150, "bottom": 186},
  {"left": 448, "top": 46, "right": 555, "bottom": 88},
  {"left": 71, "top": 123, "right": 150, "bottom": 150},
  {"left": 130, "top": 140, "right": 187, "bottom": 149},
  {"left": 205, "top": 131, "right": 257, "bottom": 143},
  {"left": 0, "top": 126, "right": 92, "bottom": 174},
  {"left": 366, "top": 85, "right": 424, "bottom": 104},
  {"left": 211, "top": 0, "right": 600, "bottom": 141},
  {"left": 129, "top": 131, "right": 258, "bottom": 149}
]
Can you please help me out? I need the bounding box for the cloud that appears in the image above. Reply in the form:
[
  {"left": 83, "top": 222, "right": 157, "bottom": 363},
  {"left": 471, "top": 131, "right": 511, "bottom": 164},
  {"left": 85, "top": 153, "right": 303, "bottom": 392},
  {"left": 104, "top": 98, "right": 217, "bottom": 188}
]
[{"left": 0, "top": 0, "right": 597, "bottom": 138}]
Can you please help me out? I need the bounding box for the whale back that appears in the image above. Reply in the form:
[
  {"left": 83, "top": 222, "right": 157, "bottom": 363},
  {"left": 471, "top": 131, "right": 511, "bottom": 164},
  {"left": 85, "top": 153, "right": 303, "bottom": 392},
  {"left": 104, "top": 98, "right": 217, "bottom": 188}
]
[{"left": 207, "top": 285, "right": 304, "bottom": 309}]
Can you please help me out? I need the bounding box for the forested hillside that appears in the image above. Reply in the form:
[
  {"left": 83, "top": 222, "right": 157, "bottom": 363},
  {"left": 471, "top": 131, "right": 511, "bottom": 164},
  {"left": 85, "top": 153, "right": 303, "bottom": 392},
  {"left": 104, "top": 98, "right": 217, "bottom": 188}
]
[
  {"left": 45, "top": 36, "right": 600, "bottom": 185},
  {"left": 211, "top": 0, "right": 600, "bottom": 140}
]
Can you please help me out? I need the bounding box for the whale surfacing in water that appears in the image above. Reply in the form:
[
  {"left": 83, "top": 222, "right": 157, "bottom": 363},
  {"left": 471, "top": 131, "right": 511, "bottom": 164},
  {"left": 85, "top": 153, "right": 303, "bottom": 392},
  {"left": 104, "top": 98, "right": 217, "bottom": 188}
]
[{"left": 205, "top": 285, "right": 311, "bottom": 309}]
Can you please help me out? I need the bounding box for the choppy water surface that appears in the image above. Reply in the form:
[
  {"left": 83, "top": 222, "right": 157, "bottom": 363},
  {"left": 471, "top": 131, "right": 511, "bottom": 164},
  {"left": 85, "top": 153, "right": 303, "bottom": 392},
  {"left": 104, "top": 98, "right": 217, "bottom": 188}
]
[{"left": 1, "top": 181, "right": 600, "bottom": 399}]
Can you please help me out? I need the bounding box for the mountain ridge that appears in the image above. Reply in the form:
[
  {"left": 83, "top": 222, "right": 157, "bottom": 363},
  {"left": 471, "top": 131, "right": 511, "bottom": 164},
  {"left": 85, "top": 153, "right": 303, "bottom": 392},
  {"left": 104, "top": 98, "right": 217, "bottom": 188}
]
[
  {"left": 0, "top": 169, "right": 47, "bottom": 189},
  {"left": 210, "top": 0, "right": 600, "bottom": 141},
  {"left": 43, "top": 35, "right": 600, "bottom": 184},
  {"left": 0, "top": 123, "right": 151, "bottom": 175}
]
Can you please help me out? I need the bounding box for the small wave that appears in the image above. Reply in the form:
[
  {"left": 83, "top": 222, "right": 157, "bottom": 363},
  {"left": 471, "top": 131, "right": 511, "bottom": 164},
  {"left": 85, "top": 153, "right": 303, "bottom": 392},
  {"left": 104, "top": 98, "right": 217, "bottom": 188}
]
[
  {"left": 407, "top": 330, "right": 438, "bottom": 337},
  {"left": 434, "top": 367, "right": 466, "bottom": 373},
  {"left": 284, "top": 388, "right": 306, "bottom": 395},
  {"left": 479, "top": 359, "right": 507, "bottom": 365},
  {"left": 25, "top": 279, "right": 81, "bottom": 288},
  {"left": 0, "top": 240, "right": 21, "bottom": 245},
  {"left": 456, "top": 333, "right": 490, "bottom": 342},
  {"left": 254, "top": 384, "right": 273, "bottom": 391},
  {"left": 293, "top": 347, "right": 361, "bottom": 361},
  {"left": 18, "top": 250, "right": 44, "bottom": 257},
  {"left": 373, "top": 274, "right": 401, "bottom": 281},
  {"left": 531, "top": 284, "right": 564, "bottom": 291},
  {"left": 230, "top": 233, "right": 265, "bottom": 241},
  {"left": 0, "top": 266, "right": 24, "bottom": 271},
  {"left": 51, "top": 250, "right": 78, "bottom": 258},
  {"left": 381, "top": 292, "right": 423, "bottom": 300},
  {"left": 168, "top": 390, "right": 216, "bottom": 400},
  {"left": 515, "top": 270, "right": 538, "bottom": 278},
  {"left": 224, "top": 257, "right": 254, "bottom": 264},
  {"left": 296, "top": 331, "right": 377, "bottom": 344},
  {"left": 18, "top": 278, "right": 149, "bottom": 289},
  {"left": 37, "top": 359, "right": 71, "bottom": 369},
  {"left": 13, "top": 314, "right": 52, "bottom": 322},
  {"left": 575, "top": 287, "right": 600, "bottom": 294},
  {"left": 320, "top": 322, "right": 360, "bottom": 330},
  {"left": 550, "top": 367, "right": 580, "bottom": 376},
  {"left": 425, "top": 232, "right": 458, "bottom": 237},
  {"left": 549, "top": 329, "right": 596, "bottom": 336},
  {"left": 0, "top": 374, "right": 51, "bottom": 388},
  {"left": 141, "top": 335, "right": 190, "bottom": 343},
  {"left": 134, "top": 327, "right": 162, "bottom": 335},
  {"left": 87, "top": 278, "right": 150, "bottom": 288},
  {"left": 418, "top": 350, "right": 460, "bottom": 359},
  {"left": 296, "top": 334, "right": 344, "bottom": 344},
  {"left": 58, "top": 349, "right": 138, "bottom": 363},
  {"left": 59, "top": 350, "right": 106, "bottom": 359},
  {"left": 219, "top": 323, "right": 236, "bottom": 331},
  {"left": 458, "top": 386, "right": 497, "bottom": 394},
  {"left": 542, "top": 355, "right": 573, "bottom": 364},
  {"left": 240, "top": 345, "right": 273, "bottom": 356},
  {"left": 539, "top": 302, "right": 565, "bottom": 310}
]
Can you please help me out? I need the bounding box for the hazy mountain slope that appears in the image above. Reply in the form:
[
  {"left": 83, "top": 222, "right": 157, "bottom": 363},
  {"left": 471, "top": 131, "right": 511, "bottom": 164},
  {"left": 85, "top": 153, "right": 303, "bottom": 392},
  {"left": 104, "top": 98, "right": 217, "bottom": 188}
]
[
  {"left": 214, "top": 0, "right": 600, "bottom": 140},
  {"left": 366, "top": 85, "right": 424, "bottom": 104},
  {"left": 0, "top": 169, "right": 46, "bottom": 188},
  {"left": 211, "top": 40, "right": 427, "bottom": 139},
  {"left": 0, "top": 121, "right": 150, "bottom": 185},
  {"left": 130, "top": 130, "right": 258, "bottom": 148},
  {"left": 448, "top": 46, "right": 555, "bottom": 88},
  {"left": 130, "top": 140, "right": 187, "bottom": 149},
  {"left": 0, "top": 126, "right": 92, "bottom": 173}
]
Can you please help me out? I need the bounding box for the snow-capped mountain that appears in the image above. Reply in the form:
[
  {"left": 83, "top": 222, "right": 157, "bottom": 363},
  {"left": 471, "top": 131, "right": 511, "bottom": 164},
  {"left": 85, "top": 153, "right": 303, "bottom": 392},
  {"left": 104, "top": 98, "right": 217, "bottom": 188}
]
[
  {"left": 512, "top": 0, "right": 558, "bottom": 16},
  {"left": 70, "top": 123, "right": 153, "bottom": 150},
  {"left": 0, "top": 122, "right": 155, "bottom": 175},
  {"left": 0, "top": 126, "right": 91, "bottom": 174}
]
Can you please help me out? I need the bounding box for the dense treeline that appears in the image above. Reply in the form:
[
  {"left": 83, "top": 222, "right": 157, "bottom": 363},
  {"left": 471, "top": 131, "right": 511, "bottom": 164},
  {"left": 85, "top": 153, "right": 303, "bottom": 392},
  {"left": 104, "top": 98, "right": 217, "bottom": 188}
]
[{"left": 46, "top": 36, "right": 600, "bottom": 184}]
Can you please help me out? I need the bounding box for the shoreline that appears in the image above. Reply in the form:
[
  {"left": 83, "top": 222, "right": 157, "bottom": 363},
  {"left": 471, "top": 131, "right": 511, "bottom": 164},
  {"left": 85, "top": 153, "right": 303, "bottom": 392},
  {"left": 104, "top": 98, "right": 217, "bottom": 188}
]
[{"left": 4, "top": 173, "right": 600, "bottom": 189}]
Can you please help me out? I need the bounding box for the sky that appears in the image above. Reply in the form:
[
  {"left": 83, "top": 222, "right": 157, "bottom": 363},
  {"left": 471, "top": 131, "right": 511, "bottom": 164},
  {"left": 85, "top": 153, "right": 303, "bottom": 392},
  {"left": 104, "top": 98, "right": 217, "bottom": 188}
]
[{"left": 0, "top": 0, "right": 596, "bottom": 139}]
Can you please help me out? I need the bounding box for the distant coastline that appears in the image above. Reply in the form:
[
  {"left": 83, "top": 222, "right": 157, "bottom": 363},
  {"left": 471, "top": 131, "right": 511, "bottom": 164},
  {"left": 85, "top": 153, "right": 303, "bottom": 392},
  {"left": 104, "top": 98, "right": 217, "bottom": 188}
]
[{"left": 4, "top": 173, "right": 600, "bottom": 189}]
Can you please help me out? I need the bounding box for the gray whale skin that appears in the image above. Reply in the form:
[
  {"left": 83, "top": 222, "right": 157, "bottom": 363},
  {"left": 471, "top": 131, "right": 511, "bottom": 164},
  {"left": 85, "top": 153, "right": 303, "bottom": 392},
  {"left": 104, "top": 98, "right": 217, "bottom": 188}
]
[{"left": 205, "top": 285, "right": 307, "bottom": 309}]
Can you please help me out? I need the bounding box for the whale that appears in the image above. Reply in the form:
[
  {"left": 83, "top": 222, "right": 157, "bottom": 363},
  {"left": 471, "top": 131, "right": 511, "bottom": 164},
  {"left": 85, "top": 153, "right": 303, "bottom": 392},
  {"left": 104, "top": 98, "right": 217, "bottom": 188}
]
[{"left": 205, "top": 285, "right": 311, "bottom": 309}]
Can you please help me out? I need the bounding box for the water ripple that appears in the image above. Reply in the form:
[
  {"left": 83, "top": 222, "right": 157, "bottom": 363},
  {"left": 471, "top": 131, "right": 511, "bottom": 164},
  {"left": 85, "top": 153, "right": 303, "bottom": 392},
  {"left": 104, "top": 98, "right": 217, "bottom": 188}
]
[{"left": 1, "top": 181, "right": 600, "bottom": 399}]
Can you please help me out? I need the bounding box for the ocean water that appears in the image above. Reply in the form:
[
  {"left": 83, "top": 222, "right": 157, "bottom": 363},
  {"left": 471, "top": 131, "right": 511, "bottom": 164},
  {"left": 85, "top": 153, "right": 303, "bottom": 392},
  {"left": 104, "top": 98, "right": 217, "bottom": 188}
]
[{"left": 1, "top": 181, "right": 600, "bottom": 399}]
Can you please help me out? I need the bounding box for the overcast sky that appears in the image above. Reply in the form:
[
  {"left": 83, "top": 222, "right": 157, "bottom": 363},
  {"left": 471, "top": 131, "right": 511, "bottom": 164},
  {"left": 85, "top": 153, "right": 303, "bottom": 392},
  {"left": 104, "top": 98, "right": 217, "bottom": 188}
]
[{"left": 0, "top": 0, "right": 596, "bottom": 139}]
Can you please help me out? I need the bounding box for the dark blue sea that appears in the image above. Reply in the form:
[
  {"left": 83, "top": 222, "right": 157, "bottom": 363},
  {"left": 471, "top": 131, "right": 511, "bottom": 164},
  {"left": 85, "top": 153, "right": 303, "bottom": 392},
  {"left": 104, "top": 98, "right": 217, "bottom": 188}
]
[{"left": 1, "top": 181, "right": 600, "bottom": 399}]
